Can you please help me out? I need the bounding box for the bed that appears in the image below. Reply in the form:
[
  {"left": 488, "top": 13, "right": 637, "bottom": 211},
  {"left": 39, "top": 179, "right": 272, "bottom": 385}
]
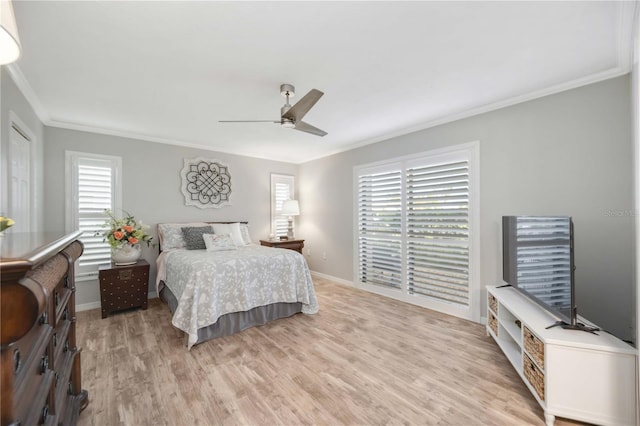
[{"left": 155, "top": 222, "right": 319, "bottom": 348}]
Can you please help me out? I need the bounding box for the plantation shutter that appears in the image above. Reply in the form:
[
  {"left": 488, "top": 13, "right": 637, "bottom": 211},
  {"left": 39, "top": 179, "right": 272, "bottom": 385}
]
[
  {"left": 357, "top": 165, "right": 403, "bottom": 289},
  {"left": 67, "top": 152, "right": 121, "bottom": 280},
  {"left": 354, "top": 143, "right": 479, "bottom": 321},
  {"left": 271, "top": 174, "right": 295, "bottom": 237},
  {"left": 406, "top": 159, "right": 470, "bottom": 306}
]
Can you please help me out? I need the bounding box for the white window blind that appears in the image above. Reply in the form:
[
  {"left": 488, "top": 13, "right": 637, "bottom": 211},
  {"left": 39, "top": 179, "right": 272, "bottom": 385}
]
[
  {"left": 357, "top": 166, "right": 402, "bottom": 289},
  {"left": 66, "top": 152, "right": 122, "bottom": 280},
  {"left": 354, "top": 143, "right": 479, "bottom": 321},
  {"left": 270, "top": 174, "right": 295, "bottom": 237}
]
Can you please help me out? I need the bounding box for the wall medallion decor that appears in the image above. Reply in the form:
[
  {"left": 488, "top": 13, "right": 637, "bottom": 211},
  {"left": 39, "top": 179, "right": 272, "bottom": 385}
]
[{"left": 181, "top": 157, "right": 232, "bottom": 208}]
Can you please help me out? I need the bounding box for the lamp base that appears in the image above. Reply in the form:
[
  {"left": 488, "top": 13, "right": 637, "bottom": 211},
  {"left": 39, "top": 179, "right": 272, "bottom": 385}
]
[{"left": 287, "top": 217, "right": 295, "bottom": 239}]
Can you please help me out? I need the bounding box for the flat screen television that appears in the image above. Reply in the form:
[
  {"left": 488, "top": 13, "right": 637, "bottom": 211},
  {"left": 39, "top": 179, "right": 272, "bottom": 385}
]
[{"left": 502, "top": 216, "right": 578, "bottom": 328}]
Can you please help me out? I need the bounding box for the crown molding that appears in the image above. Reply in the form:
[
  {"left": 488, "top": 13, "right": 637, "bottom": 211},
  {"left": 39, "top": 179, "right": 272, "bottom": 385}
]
[
  {"left": 300, "top": 65, "right": 631, "bottom": 164},
  {"left": 6, "top": 63, "right": 50, "bottom": 123},
  {"left": 45, "top": 118, "right": 292, "bottom": 163}
]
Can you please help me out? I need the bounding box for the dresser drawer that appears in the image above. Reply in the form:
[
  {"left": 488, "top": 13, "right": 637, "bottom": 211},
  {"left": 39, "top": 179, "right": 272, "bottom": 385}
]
[
  {"left": 13, "top": 325, "right": 53, "bottom": 423},
  {"left": 52, "top": 319, "right": 72, "bottom": 371},
  {"left": 21, "top": 369, "right": 55, "bottom": 426},
  {"left": 55, "top": 348, "right": 79, "bottom": 420}
]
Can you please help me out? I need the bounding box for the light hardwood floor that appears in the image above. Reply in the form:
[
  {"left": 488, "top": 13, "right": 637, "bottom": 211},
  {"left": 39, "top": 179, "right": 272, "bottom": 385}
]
[{"left": 76, "top": 278, "right": 583, "bottom": 426}]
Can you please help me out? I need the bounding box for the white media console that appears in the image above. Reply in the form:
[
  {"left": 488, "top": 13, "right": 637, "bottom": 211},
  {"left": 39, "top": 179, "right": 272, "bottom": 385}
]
[{"left": 486, "top": 285, "right": 637, "bottom": 426}]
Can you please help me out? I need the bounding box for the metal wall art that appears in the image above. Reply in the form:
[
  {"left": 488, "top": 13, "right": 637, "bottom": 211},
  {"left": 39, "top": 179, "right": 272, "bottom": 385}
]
[{"left": 181, "top": 157, "right": 232, "bottom": 208}]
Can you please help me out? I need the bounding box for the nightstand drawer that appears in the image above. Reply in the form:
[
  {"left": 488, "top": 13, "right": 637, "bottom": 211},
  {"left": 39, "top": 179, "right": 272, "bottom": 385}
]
[{"left": 99, "top": 260, "right": 149, "bottom": 318}]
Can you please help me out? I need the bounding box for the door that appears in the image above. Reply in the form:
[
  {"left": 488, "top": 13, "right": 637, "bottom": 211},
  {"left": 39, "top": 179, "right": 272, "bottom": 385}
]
[{"left": 8, "top": 123, "right": 32, "bottom": 232}]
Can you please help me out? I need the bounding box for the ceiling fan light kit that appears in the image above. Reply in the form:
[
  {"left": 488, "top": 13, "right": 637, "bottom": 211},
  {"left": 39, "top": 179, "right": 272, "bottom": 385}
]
[{"left": 220, "top": 83, "right": 327, "bottom": 137}]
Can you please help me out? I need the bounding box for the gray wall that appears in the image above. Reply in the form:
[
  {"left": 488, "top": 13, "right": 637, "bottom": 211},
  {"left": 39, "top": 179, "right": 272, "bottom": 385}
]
[
  {"left": 1, "top": 67, "right": 44, "bottom": 230},
  {"left": 43, "top": 127, "right": 297, "bottom": 306},
  {"left": 299, "top": 75, "right": 635, "bottom": 342}
]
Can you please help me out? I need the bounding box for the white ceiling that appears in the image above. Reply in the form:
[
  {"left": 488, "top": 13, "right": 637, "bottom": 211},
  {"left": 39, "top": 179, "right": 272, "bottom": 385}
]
[{"left": 8, "top": 1, "right": 637, "bottom": 164}]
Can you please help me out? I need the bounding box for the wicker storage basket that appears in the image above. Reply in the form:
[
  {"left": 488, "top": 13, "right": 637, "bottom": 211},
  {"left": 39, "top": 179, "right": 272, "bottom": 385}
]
[
  {"left": 523, "top": 353, "right": 545, "bottom": 401},
  {"left": 488, "top": 311, "right": 498, "bottom": 336},
  {"left": 524, "top": 327, "right": 545, "bottom": 369},
  {"left": 488, "top": 293, "right": 498, "bottom": 314}
]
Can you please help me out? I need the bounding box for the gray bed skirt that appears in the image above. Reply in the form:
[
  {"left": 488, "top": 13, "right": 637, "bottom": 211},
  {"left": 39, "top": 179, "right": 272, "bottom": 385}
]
[{"left": 159, "top": 282, "right": 303, "bottom": 345}]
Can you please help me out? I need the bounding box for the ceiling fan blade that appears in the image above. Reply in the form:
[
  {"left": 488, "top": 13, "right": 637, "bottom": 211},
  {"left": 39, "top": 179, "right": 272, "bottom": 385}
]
[
  {"left": 294, "top": 121, "right": 327, "bottom": 137},
  {"left": 219, "top": 120, "right": 280, "bottom": 123},
  {"left": 282, "top": 89, "right": 324, "bottom": 122}
]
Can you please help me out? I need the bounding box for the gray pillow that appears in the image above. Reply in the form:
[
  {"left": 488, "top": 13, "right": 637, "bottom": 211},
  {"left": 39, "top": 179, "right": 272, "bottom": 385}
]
[{"left": 181, "top": 226, "right": 213, "bottom": 250}]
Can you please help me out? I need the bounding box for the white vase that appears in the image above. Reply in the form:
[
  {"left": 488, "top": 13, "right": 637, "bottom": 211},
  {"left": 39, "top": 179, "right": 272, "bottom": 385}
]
[{"left": 111, "top": 244, "right": 141, "bottom": 265}]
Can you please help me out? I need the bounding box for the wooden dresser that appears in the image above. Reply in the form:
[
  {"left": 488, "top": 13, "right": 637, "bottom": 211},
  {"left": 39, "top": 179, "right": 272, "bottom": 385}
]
[{"left": 1, "top": 231, "right": 88, "bottom": 426}]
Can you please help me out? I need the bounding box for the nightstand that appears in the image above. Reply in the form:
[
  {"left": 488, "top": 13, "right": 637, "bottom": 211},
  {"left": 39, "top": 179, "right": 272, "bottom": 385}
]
[
  {"left": 260, "top": 238, "right": 305, "bottom": 254},
  {"left": 99, "top": 259, "right": 150, "bottom": 319}
]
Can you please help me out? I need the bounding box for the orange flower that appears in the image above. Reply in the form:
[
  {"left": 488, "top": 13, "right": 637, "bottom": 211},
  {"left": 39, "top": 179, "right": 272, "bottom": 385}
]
[
  {"left": 128, "top": 237, "right": 138, "bottom": 244},
  {"left": 113, "top": 231, "right": 124, "bottom": 240},
  {"left": 122, "top": 225, "right": 133, "bottom": 233}
]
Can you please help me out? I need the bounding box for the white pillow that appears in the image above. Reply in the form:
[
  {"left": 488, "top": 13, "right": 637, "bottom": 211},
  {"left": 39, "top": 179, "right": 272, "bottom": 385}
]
[
  {"left": 158, "top": 222, "right": 208, "bottom": 250},
  {"left": 212, "top": 223, "right": 246, "bottom": 246},
  {"left": 239, "top": 223, "right": 252, "bottom": 245},
  {"left": 203, "top": 233, "right": 237, "bottom": 251}
]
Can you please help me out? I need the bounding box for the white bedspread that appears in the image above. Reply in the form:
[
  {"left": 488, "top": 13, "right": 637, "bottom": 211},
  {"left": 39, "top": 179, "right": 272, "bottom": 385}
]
[{"left": 156, "top": 245, "right": 319, "bottom": 348}]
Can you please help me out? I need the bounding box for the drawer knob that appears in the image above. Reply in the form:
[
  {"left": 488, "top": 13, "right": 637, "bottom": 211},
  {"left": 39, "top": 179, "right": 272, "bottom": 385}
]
[
  {"left": 40, "top": 355, "right": 49, "bottom": 374},
  {"left": 13, "top": 349, "right": 21, "bottom": 374},
  {"left": 41, "top": 404, "right": 49, "bottom": 423}
]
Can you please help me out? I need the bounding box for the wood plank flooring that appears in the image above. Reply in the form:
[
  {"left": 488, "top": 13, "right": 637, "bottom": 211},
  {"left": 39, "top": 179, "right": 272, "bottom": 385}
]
[{"left": 76, "top": 278, "right": 583, "bottom": 426}]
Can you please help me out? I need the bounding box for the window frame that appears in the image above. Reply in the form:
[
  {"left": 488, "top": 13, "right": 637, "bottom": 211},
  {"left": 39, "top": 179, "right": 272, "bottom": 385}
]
[
  {"left": 65, "top": 151, "right": 122, "bottom": 281},
  {"left": 353, "top": 141, "right": 480, "bottom": 322}
]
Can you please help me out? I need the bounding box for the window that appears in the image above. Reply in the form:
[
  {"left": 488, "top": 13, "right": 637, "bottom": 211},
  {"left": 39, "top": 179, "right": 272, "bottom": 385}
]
[
  {"left": 354, "top": 142, "right": 480, "bottom": 321},
  {"left": 66, "top": 152, "right": 122, "bottom": 280},
  {"left": 270, "top": 174, "right": 295, "bottom": 237}
]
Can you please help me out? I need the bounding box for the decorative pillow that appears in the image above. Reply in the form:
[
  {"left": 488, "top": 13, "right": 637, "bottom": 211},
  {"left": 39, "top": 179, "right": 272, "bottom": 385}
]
[
  {"left": 239, "top": 223, "right": 252, "bottom": 245},
  {"left": 203, "top": 233, "right": 237, "bottom": 252},
  {"left": 181, "top": 226, "right": 213, "bottom": 250},
  {"left": 158, "top": 222, "right": 208, "bottom": 250},
  {"left": 212, "top": 222, "right": 246, "bottom": 246}
]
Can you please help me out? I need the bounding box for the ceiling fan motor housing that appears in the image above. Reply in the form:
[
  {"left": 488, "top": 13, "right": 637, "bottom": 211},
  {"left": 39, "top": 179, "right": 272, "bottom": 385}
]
[{"left": 280, "top": 83, "right": 295, "bottom": 97}]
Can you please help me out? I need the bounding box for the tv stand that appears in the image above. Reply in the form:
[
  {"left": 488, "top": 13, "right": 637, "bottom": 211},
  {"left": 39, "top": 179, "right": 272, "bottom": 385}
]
[
  {"left": 545, "top": 320, "right": 599, "bottom": 334},
  {"left": 487, "top": 285, "right": 637, "bottom": 426}
]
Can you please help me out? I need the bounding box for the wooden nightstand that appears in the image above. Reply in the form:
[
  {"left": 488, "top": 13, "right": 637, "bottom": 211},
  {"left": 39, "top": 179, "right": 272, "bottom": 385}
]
[
  {"left": 99, "top": 259, "right": 150, "bottom": 319},
  {"left": 260, "top": 238, "right": 305, "bottom": 254}
]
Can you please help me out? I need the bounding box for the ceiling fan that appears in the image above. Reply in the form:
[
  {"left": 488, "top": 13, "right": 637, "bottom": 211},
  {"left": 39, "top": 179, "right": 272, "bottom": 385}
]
[{"left": 219, "top": 84, "right": 327, "bottom": 137}]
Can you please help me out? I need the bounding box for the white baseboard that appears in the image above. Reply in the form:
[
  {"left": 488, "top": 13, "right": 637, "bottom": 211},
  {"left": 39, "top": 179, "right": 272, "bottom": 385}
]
[
  {"left": 479, "top": 315, "right": 487, "bottom": 325},
  {"left": 76, "top": 291, "right": 158, "bottom": 312},
  {"left": 75, "top": 301, "right": 101, "bottom": 312},
  {"left": 310, "top": 270, "right": 354, "bottom": 287}
]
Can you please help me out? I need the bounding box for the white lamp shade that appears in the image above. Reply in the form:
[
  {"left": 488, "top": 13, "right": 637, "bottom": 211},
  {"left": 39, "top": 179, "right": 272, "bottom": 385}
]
[
  {"left": 0, "top": 0, "right": 20, "bottom": 65},
  {"left": 281, "top": 200, "right": 300, "bottom": 216}
]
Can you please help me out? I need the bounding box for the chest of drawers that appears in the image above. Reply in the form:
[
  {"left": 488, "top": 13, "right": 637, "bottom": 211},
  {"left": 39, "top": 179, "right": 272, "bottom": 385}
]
[
  {"left": 1, "top": 231, "right": 88, "bottom": 425},
  {"left": 99, "top": 260, "right": 150, "bottom": 318}
]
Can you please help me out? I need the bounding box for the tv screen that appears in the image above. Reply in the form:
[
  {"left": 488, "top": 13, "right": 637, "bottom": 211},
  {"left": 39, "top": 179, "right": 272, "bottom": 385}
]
[{"left": 502, "top": 216, "right": 575, "bottom": 325}]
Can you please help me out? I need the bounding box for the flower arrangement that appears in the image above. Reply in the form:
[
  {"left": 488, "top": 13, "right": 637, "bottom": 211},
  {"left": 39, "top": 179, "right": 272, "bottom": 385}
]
[
  {"left": 0, "top": 216, "right": 15, "bottom": 232},
  {"left": 99, "top": 209, "right": 154, "bottom": 248}
]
